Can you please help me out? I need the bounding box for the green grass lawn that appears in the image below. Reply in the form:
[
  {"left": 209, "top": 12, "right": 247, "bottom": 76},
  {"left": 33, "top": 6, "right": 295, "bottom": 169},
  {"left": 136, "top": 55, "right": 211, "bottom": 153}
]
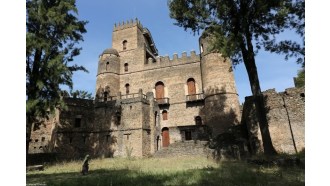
[{"left": 26, "top": 156, "right": 304, "bottom": 186}]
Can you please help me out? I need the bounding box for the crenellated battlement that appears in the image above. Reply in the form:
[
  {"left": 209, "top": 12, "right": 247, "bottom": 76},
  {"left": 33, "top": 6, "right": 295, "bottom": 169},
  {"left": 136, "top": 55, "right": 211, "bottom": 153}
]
[
  {"left": 113, "top": 18, "right": 143, "bottom": 31},
  {"left": 146, "top": 50, "right": 200, "bottom": 67}
]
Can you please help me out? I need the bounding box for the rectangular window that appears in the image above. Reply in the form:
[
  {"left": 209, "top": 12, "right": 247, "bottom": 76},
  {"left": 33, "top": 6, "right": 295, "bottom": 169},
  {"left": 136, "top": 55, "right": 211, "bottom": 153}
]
[
  {"left": 185, "top": 131, "right": 192, "bottom": 140},
  {"left": 75, "top": 118, "right": 81, "bottom": 128}
]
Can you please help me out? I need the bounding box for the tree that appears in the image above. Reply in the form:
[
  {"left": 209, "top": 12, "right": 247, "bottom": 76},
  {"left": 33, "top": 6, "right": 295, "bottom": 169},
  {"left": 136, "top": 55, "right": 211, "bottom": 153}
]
[
  {"left": 62, "top": 89, "right": 94, "bottom": 99},
  {"left": 294, "top": 68, "right": 305, "bottom": 88},
  {"left": 26, "top": 0, "right": 88, "bottom": 155},
  {"left": 168, "top": 0, "right": 304, "bottom": 155}
]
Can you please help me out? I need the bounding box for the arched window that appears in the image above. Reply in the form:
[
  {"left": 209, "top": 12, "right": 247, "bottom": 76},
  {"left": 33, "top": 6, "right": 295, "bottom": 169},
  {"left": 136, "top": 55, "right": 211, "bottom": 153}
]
[
  {"left": 124, "top": 63, "right": 128, "bottom": 72},
  {"left": 123, "top": 40, "right": 127, "bottom": 50},
  {"left": 103, "top": 91, "right": 108, "bottom": 102},
  {"left": 187, "top": 78, "right": 196, "bottom": 95},
  {"left": 125, "top": 83, "right": 130, "bottom": 94},
  {"left": 155, "top": 81, "right": 165, "bottom": 99},
  {"left": 162, "top": 110, "right": 168, "bottom": 120},
  {"left": 195, "top": 116, "right": 202, "bottom": 125}
]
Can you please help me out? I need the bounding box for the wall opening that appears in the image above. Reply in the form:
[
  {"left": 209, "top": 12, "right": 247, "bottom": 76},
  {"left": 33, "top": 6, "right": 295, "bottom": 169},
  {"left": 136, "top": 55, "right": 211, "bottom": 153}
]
[
  {"left": 185, "top": 130, "right": 192, "bottom": 140},
  {"left": 123, "top": 40, "right": 127, "bottom": 50},
  {"left": 106, "top": 61, "right": 109, "bottom": 71},
  {"left": 125, "top": 83, "right": 130, "bottom": 94},
  {"left": 41, "top": 137, "right": 45, "bottom": 142},
  {"left": 187, "top": 78, "right": 196, "bottom": 95},
  {"left": 155, "top": 81, "right": 165, "bottom": 99},
  {"left": 103, "top": 91, "right": 108, "bottom": 102},
  {"left": 162, "top": 127, "right": 170, "bottom": 147},
  {"left": 116, "top": 111, "right": 121, "bottom": 125},
  {"left": 162, "top": 110, "right": 168, "bottom": 120},
  {"left": 124, "top": 63, "right": 128, "bottom": 72},
  {"left": 154, "top": 112, "right": 157, "bottom": 126},
  {"left": 75, "top": 117, "right": 81, "bottom": 128},
  {"left": 195, "top": 116, "right": 202, "bottom": 125}
]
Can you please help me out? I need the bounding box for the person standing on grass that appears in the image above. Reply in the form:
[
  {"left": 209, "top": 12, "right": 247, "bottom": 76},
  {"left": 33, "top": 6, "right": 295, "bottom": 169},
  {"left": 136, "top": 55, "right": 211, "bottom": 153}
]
[{"left": 81, "top": 154, "right": 90, "bottom": 175}]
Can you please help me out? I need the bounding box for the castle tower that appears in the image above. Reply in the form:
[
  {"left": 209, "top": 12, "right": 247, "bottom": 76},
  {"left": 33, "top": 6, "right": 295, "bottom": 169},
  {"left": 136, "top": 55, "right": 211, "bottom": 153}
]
[
  {"left": 112, "top": 19, "right": 158, "bottom": 94},
  {"left": 199, "top": 31, "right": 241, "bottom": 136},
  {"left": 95, "top": 48, "right": 120, "bottom": 101}
]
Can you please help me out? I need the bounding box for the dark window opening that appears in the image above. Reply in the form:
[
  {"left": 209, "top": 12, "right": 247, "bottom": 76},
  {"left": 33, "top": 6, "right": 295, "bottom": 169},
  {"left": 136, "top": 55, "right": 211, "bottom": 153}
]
[
  {"left": 162, "top": 110, "right": 168, "bottom": 120},
  {"left": 125, "top": 84, "right": 130, "bottom": 94},
  {"left": 106, "top": 61, "right": 109, "bottom": 71},
  {"left": 185, "top": 131, "right": 192, "bottom": 140},
  {"left": 103, "top": 91, "right": 108, "bottom": 102},
  {"left": 154, "top": 112, "right": 158, "bottom": 126},
  {"left": 124, "top": 63, "right": 128, "bottom": 72},
  {"left": 115, "top": 111, "right": 121, "bottom": 125},
  {"left": 33, "top": 123, "right": 40, "bottom": 131},
  {"left": 75, "top": 118, "right": 81, "bottom": 128},
  {"left": 195, "top": 116, "right": 202, "bottom": 125},
  {"left": 35, "top": 139, "right": 38, "bottom": 142},
  {"left": 41, "top": 137, "right": 45, "bottom": 142},
  {"left": 39, "top": 146, "right": 43, "bottom": 149},
  {"left": 123, "top": 40, "right": 127, "bottom": 50},
  {"left": 300, "top": 93, "right": 305, "bottom": 98}
]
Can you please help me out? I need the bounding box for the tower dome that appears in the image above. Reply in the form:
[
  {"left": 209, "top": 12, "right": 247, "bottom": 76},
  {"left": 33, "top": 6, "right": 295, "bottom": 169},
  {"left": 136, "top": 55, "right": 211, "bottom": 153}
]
[{"left": 102, "top": 48, "right": 119, "bottom": 56}]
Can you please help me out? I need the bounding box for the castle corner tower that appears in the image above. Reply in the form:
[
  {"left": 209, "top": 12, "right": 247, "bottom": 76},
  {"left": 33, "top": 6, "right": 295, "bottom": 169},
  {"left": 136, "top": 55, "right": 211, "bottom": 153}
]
[{"left": 199, "top": 30, "right": 241, "bottom": 136}]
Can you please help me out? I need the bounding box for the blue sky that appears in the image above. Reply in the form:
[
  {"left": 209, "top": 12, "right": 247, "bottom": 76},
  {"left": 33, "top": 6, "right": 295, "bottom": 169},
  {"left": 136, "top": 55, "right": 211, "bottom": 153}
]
[{"left": 69, "top": 0, "right": 302, "bottom": 103}]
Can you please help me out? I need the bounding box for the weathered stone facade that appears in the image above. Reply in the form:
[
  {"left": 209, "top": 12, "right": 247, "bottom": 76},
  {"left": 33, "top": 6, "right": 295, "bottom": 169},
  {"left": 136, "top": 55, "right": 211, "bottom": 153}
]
[
  {"left": 28, "top": 19, "right": 242, "bottom": 159},
  {"left": 241, "top": 87, "right": 305, "bottom": 154}
]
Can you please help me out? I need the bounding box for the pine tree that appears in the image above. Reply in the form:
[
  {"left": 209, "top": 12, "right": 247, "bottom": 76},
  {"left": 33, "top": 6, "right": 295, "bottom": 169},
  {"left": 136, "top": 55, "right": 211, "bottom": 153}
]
[{"left": 26, "top": 0, "right": 88, "bottom": 155}]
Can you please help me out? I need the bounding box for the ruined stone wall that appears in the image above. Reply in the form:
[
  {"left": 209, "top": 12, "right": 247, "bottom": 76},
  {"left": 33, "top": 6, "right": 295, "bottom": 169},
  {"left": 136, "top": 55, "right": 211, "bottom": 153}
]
[
  {"left": 29, "top": 114, "right": 57, "bottom": 154},
  {"left": 241, "top": 87, "right": 305, "bottom": 154}
]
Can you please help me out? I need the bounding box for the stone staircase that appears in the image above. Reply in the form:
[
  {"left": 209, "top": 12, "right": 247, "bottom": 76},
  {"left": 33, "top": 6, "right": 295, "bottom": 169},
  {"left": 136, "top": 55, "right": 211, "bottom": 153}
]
[{"left": 153, "top": 140, "right": 212, "bottom": 158}]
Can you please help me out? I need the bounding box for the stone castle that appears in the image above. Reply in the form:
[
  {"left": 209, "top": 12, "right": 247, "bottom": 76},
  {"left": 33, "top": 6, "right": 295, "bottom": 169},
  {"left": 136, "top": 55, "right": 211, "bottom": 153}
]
[{"left": 28, "top": 19, "right": 304, "bottom": 160}]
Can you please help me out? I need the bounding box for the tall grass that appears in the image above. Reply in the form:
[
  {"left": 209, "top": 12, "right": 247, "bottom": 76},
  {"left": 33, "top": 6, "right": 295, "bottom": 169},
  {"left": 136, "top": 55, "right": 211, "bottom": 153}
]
[{"left": 27, "top": 156, "right": 304, "bottom": 186}]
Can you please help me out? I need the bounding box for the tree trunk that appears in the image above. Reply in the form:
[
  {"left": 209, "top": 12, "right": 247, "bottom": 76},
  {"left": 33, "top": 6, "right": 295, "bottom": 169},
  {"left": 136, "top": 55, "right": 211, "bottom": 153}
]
[
  {"left": 26, "top": 116, "right": 33, "bottom": 165},
  {"left": 241, "top": 38, "right": 277, "bottom": 156}
]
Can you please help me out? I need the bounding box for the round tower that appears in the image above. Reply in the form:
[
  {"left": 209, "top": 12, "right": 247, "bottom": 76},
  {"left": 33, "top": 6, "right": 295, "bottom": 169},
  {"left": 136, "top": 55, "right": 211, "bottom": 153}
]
[
  {"left": 95, "top": 48, "right": 120, "bottom": 101},
  {"left": 199, "top": 31, "right": 241, "bottom": 136}
]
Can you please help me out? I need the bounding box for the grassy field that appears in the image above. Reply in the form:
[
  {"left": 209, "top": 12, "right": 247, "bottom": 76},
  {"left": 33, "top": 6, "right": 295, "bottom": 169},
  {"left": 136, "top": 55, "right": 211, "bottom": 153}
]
[{"left": 27, "top": 156, "right": 304, "bottom": 186}]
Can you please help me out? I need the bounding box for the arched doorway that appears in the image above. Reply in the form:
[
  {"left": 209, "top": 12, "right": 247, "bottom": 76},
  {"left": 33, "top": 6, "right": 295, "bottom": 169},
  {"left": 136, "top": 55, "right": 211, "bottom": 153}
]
[
  {"left": 162, "top": 127, "right": 170, "bottom": 147},
  {"left": 155, "top": 81, "right": 165, "bottom": 99}
]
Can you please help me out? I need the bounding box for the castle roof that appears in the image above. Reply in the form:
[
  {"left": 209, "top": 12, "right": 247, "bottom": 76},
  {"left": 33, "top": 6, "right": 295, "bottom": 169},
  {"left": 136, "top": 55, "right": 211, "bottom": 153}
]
[{"left": 102, "top": 48, "right": 119, "bottom": 56}]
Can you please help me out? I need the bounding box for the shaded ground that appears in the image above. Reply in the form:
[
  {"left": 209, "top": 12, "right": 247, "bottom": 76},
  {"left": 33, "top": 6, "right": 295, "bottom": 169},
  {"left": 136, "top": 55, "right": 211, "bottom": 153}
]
[{"left": 27, "top": 157, "right": 304, "bottom": 186}]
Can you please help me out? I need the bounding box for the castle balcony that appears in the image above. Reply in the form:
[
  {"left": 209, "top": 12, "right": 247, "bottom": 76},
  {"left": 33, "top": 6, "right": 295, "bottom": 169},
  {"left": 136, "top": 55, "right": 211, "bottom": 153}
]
[
  {"left": 95, "top": 96, "right": 117, "bottom": 103},
  {"left": 155, "top": 97, "right": 170, "bottom": 105},
  {"left": 186, "top": 93, "right": 205, "bottom": 102},
  {"left": 120, "top": 93, "right": 147, "bottom": 100}
]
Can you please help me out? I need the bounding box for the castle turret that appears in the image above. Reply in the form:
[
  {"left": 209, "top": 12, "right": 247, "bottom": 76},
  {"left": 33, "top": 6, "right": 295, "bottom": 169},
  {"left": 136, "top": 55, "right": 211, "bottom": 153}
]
[
  {"left": 95, "top": 48, "right": 120, "bottom": 101},
  {"left": 199, "top": 31, "right": 241, "bottom": 135}
]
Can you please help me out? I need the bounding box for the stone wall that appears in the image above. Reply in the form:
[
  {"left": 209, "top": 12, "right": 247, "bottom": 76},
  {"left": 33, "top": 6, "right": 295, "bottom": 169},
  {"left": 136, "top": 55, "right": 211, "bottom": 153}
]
[{"left": 241, "top": 87, "right": 305, "bottom": 154}]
